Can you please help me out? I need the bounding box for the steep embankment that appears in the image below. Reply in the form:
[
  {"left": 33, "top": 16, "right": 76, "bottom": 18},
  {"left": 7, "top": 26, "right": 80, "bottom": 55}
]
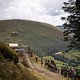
[
  {"left": 0, "top": 42, "right": 67, "bottom": 80},
  {"left": 0, "top": 19, "right": 67, "bottom": 56},
  {"left": 0, "top": 42, "right": 40, "bottom": 80},
  {"left": 31, "top": 63, "right": 68, "bottom": 80},
  {"left": 22, "top": 53, "right": 67, "bottom": 80}
]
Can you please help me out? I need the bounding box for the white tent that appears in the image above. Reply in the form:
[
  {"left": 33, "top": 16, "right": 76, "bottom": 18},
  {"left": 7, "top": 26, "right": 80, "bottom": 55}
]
[{"left": 9, "top": 43, "right": 19, "bottom": 47}]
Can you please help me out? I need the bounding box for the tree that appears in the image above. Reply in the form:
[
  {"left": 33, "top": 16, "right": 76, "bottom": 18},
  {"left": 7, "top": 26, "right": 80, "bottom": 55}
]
[{"left": 62, "top": 0, "right": 80, "bottom": 50}]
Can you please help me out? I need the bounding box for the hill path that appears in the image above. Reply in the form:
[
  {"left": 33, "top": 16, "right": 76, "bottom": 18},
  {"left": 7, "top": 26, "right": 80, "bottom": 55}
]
[{"left": 23, "top": 54, "right": 68, "bottom": 80}]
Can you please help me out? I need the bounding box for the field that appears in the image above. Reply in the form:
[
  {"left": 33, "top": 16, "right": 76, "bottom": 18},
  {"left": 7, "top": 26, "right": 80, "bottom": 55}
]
[
  {"left": 43, "top": 56, "right": 68, "bottom": 67},
  {"left": 43, "top": 50, "right": 80, "bottom": 69}
]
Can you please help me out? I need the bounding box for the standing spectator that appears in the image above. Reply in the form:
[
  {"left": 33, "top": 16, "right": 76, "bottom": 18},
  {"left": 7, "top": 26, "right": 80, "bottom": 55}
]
[
  {"left": 35, "top": 56, "right": 38, "bottom": 63},
  {"left": 44, "top": 59, "right": 48, "bottom": 68},
  {"left": 75, "top": 69, "right": 80, "bottom": 80},
  {"left": 57, "top": 67, "right": 61, "bottom": 74},
  {"left": 41, "top": 58, "right": 43, "bottom": 66}
]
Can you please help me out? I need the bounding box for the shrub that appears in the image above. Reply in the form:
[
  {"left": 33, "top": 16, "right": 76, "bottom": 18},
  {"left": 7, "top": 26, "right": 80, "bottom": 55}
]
[{"left": 0, "top": 42, "right": 19, "bottom": 63}]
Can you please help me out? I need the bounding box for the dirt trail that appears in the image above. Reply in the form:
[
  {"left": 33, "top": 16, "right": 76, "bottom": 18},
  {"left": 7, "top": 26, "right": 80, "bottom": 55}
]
[
  {"left": 23, "top": 54, "right": 34, "bottom": 68},
  {"left": 33, "top": 63, "right": 67, "bottom": 80},
  {"left": 24, "top": 54, "right": 67, "bottom": 80}
]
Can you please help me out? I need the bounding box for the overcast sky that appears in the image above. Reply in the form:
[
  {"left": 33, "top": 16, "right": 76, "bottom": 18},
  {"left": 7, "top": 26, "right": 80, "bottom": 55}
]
[{"left": 0, "top": 0, "right": 68, "bottom": 26}]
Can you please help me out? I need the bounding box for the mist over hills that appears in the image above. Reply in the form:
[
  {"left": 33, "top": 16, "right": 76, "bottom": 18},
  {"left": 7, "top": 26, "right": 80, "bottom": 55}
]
[
  {"left": 0, "top": 19, "right": 67, "bottom": 56},
  {"left": 56, "top": 25, "right": 64, "bottom": 31}
]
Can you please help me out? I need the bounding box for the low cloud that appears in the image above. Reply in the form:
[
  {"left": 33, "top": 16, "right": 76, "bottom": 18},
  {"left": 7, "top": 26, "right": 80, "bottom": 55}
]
[{"left": 0, "top": 0, "right": 67, "bottom": 26}]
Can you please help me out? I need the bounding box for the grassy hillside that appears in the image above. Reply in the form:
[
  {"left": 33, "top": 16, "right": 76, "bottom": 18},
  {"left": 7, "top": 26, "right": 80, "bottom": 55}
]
[
  {"left": 0, "top": 19, "right": 67, "bottom": 56},
  {"left": 64, "top": 50, "right": 80, "bottom": 69},
  {"left": 0, "top": 42, "right": 19, "bottom": 63},
  {"left": 50, "top": 50, "right": 80, "bottom": 69},
  {"left": 43, "top": 51, "right": 80, "bottom": 69},
  {"left": 0, "top": 42, "right": 40, "bottom": 80}
]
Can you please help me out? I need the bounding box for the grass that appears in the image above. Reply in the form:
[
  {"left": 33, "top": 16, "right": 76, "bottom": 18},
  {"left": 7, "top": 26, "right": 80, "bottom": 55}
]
[
  {"left": 43, "top": 54, "right": 80, "bottom": 68},
  {"left": 65, "top": 50, "right": 80, "bottom": 61},
  {"left": 54, "top": 59, "right": 68, "bottom": 67},
  {"left": 43, "top": 56, "right": 68, "bottom": 67},
  {"left": 43, "top": 50, "right": 80, "bottom": 68},
  {"left": 0, "top": 42, "right": 19, "bottom": 63},
  {"left": 0, "top": 61, "right": 40, "bottom": 80},
  {"left": 0, "top": 42, "right": 40, "bottom": 80},
  {"left": 0, "top": 19, "right": 67, "bottom": 56},
  {"left": 43, "top": 56, "right": 54, "bottom": 60},
  {"left": 63, "top": 50, "right": 80, "bottom": 69},
  {"left": 28, "top": 68, "right": 46, "bottom": 80}
]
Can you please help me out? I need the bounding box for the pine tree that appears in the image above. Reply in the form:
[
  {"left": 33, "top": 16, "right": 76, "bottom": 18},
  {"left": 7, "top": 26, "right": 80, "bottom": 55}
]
[{"left": 62, "top": 0, "right": 80, "bottom": 50}]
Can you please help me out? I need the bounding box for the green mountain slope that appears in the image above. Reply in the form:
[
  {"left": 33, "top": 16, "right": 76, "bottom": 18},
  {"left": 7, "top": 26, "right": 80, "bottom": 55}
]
[{"left": 0, "top": 19, "right": 67, "bottom": 56}]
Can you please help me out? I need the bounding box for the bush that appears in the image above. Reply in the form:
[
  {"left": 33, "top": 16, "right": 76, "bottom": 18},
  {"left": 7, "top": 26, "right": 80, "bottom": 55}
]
[{"left": 0, "top": 42, "right": 19, "bottom": 63}]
